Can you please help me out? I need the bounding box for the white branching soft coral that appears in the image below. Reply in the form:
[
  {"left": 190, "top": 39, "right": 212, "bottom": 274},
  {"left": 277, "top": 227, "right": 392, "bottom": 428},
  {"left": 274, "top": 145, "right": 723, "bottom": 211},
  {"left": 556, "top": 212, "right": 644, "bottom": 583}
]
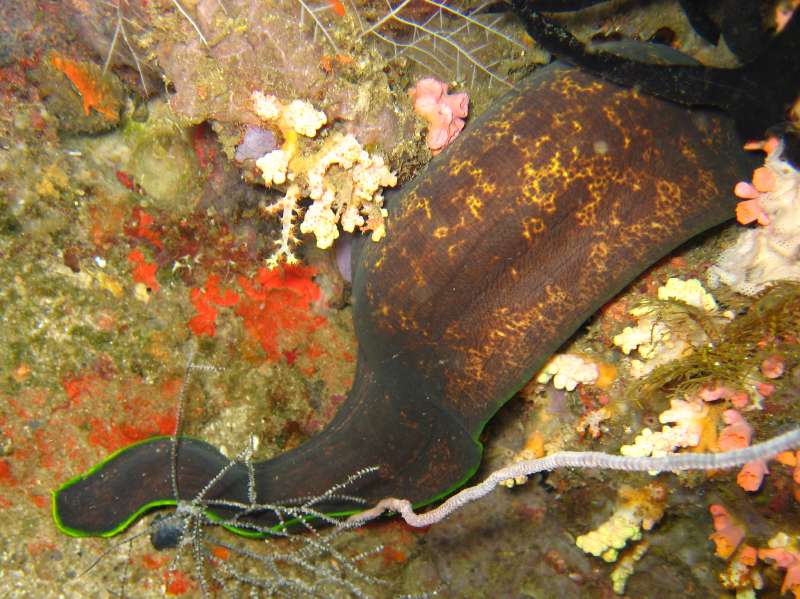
[
  {"left": 251, "top": 91, "right": 396, "bottom": 265},
  {"left": 620, "top": 398, "right": 711, "bottom": 459},
  {"left": 613, "top": 278, "right": 719, "bottom": 377},
  {"left": 263, "top": 184, "right": 302, "bottom": 265},
  {"left": 256, "top": 149, "right": 290, "bottom": 186},
  {"left": 301, "top": 133, "right": 395, "bottom": 247},
  {"left": 253, "top": 92, "right": 327, "bottom": 137},
  {"left": 536, "top": 353, "right": 599, "bottom": 391},
  {"left": 658, "top": 277, "right": 718, "bottom": 312},
  {"left": 613, "top": 310, "right": 672, "bottom": 358},
  {"left": 708, "top": 139, "right": 800, "bottom": 295},
  {"left": 282, "top": 100, "right": 328, "bottom": 138},
  {"left": 252, "top": 92, "right": 283, "bottom": 121},
  {"left": 575, "top": 483, "right": 667, "bottom": 563}
]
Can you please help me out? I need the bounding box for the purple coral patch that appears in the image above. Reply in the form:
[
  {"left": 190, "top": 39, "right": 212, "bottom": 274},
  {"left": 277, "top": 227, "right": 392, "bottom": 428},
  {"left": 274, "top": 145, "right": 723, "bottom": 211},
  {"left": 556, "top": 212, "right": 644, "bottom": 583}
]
[
  {"left": 235, "top": 126, "right": 277, "bottom": 161},
  {"left": 335, "top": 234, "right": 353, "bottom": 283}
]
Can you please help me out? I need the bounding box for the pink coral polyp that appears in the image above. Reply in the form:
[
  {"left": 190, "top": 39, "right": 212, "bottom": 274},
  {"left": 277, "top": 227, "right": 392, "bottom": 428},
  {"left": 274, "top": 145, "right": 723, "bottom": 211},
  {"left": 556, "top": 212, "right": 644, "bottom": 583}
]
[
  {"left": 737, "top": 459, "right": 769, "bottom": 492},
  {"left": 409, "top": 77, "right": 469, "bottom": 155}
]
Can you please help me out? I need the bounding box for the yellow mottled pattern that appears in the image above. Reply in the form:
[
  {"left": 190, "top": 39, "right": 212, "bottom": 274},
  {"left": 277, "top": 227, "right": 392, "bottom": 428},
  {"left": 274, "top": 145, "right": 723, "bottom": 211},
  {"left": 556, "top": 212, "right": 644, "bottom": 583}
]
[
  {"left": 466, "top": 194, "right": 484, "bottom": 219},
  {"left": 352, "top": 64, "right": 743, "bottom": 431},
  {"left": 521, "top": 216, "right": 545, "bottom": 239}
]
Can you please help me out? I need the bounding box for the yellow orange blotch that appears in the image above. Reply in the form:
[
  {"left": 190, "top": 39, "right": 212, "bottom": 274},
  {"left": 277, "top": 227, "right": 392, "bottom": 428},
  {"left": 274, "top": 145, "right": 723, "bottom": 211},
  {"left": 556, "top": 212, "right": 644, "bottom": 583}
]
[
  {"left": 449, "top": 159, "right": 474, "bottom": 177},
  {"left": 694, "top": 410, "right": 719, "bottom": 453},
  {"left": 523, "top": 431, "right": 545, "bottom": 457},
  {"left": 446, "top": 240, "right": 465, "bottom": 256},
  {"left": 521, "top": 216, "right": 545, "bottom": 240},
  {"left": 466, "top": 195, "right": 483, "bottom": 219},
  {"left": 413, "top": 197, "right": 432, "bottom": 220},
  {"left": 49, "top": 52, "right": 120, "bottom": 121},
  {"left": 433, "top": 226, "right": 449, "bottom": 238},
  {"left": 12, "top": 363, "right": 31, "bottom": 383},
  {"left": 477, "top": 180, "right": 496, "bottom": 195},
  {"left": 594, "top": 361, "right": 617, "bottom": 389}
]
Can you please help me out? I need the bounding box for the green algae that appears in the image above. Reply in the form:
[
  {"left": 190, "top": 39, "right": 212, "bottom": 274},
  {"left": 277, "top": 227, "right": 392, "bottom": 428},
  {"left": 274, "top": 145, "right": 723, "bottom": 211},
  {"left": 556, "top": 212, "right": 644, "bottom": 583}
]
[
  {"left": 117, "top": 99, "right": 202, "bottom": 212},
  {"left": 627, "top": 281, "right": 800, "bottom": 401}
]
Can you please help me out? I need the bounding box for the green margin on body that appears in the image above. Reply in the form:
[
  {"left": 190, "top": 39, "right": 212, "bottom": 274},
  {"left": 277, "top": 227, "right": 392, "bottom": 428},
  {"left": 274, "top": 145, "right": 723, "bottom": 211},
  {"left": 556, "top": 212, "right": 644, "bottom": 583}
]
[
  {"left": 51, "top": 431, "right": 482, "bottom": 540},
  {"left": 50, "top": 367, "right": 536, "bottom": 541}
]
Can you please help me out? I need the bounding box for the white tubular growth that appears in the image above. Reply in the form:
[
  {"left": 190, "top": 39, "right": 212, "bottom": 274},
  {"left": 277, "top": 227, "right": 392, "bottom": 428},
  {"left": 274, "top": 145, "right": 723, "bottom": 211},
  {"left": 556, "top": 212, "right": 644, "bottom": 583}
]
[{"left": 347, "top": 428, "right": 800, "bottom": 529}]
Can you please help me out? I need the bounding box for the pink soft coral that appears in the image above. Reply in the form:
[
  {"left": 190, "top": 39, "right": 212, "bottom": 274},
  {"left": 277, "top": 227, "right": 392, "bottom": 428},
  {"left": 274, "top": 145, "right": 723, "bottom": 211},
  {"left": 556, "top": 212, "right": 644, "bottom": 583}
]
[
  {"left": 737, "top": 459, "right": 769, "bottom": 491},
  {"left": 699, "top": 383, "right": 749, "bottom": 408},
  {"left": 733, "top": 137, "right": 781, "bottom": 225},
  {"left": 718, "top": 409, "right": 753, "bottom": 451},
  {"left": 709, "top": 504, "right": 745, "bottom": 559},
  {"left": 717, "top": 410, "right": 769, "bottom": 491},
  {"left": 759, "top": 546, "right": 800, "bottom": 597},
  {"left": 409, "top": 78, "right": 469, "bottom": 155},
  {"left": 776, "top": 450, "right": 800, "bottom": 484}
]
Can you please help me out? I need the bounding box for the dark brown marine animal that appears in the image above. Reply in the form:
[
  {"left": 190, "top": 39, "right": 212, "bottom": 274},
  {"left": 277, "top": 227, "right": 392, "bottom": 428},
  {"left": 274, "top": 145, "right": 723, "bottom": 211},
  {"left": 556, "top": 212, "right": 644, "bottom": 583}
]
[{"left": 53, "top": 63, "right": 748, "bottom": 537}]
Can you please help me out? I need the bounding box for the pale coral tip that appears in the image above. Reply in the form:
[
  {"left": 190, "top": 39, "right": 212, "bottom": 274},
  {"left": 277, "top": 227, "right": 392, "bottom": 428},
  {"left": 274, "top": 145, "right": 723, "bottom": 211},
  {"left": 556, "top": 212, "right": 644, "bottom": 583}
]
[{"left": 734, "top": 181, "right": 758, "bottom": 199}]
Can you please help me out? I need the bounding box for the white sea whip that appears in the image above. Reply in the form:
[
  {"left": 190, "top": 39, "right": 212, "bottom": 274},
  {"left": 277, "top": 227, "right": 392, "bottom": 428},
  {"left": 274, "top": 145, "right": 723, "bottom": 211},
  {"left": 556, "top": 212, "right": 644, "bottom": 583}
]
[{"left": 348, "top": 428, "right": 800, "bottom": 528}]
